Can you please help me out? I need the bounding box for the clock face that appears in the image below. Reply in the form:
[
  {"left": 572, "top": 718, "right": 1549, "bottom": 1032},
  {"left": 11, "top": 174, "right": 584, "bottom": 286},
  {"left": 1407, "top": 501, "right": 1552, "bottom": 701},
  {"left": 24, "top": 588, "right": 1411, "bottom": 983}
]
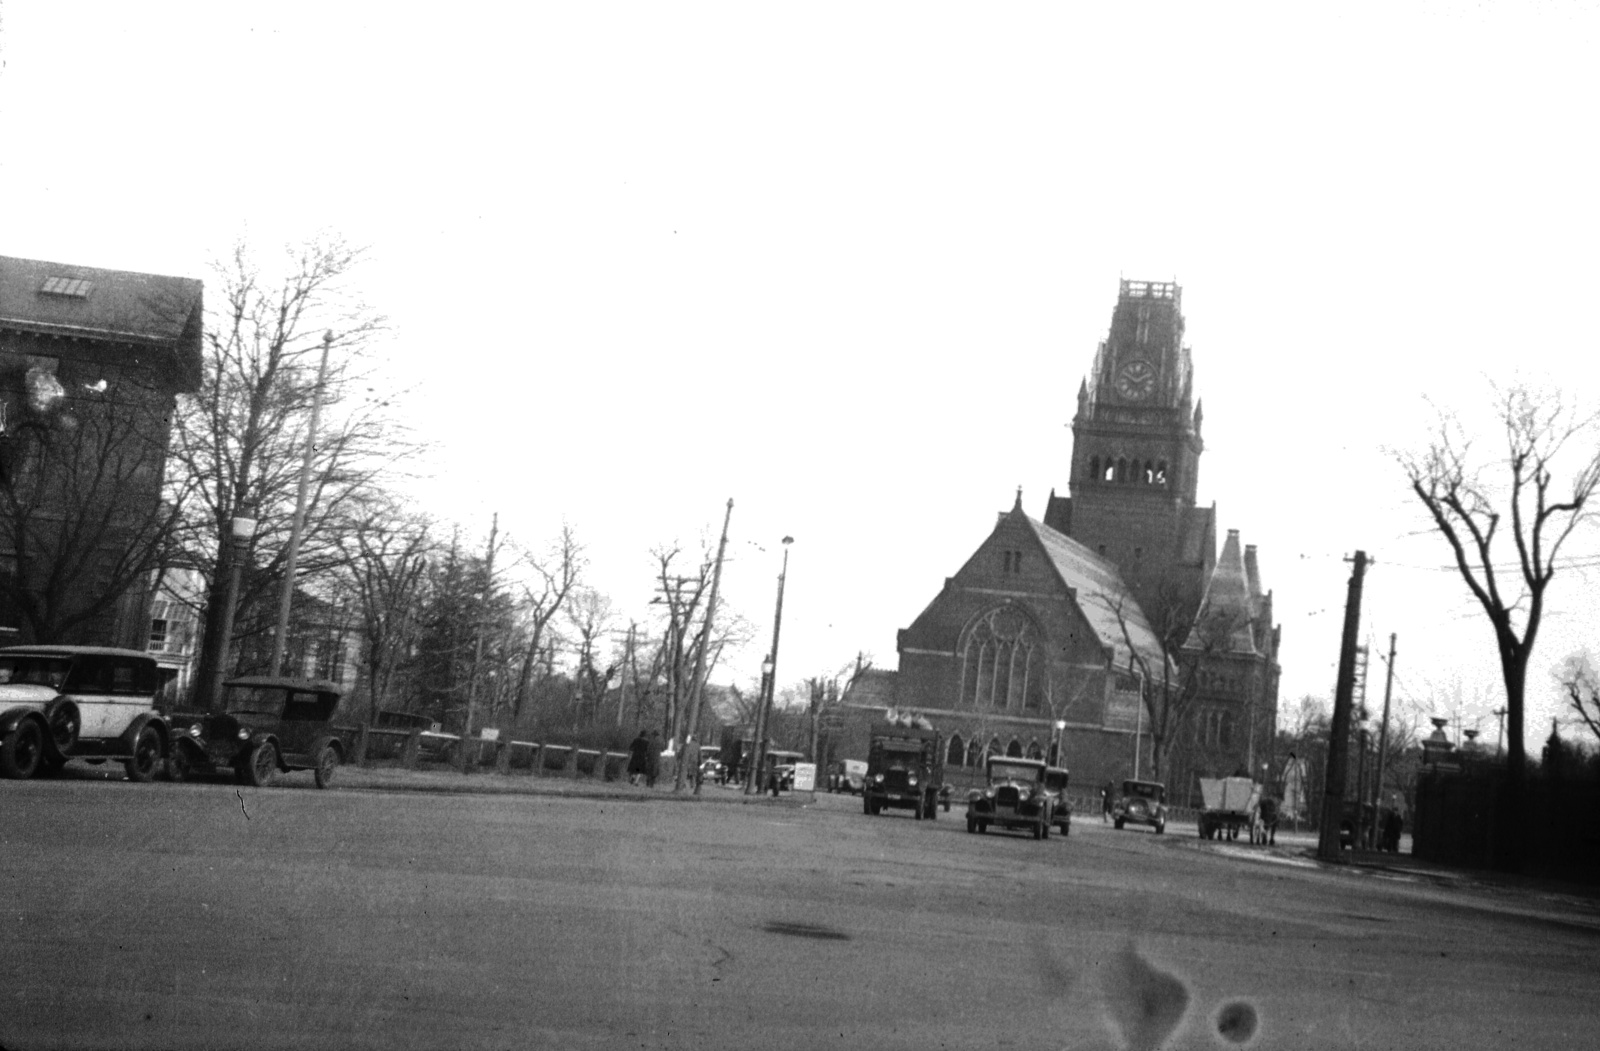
[{"left": 1115, "top": 360, "right": 1156, "bottom": 402}]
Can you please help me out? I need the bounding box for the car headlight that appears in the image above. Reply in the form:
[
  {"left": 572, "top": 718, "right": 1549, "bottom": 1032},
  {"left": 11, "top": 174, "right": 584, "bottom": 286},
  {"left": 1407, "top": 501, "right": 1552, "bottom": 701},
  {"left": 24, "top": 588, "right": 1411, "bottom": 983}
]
[
  {"left": 237, "top": 728, "right": 250, "bottom": 741},
  {"left": 873, "top": 773, "right": 884, "bottom": 783},
  {"left": 188, "top": 725, "right": 202, "bottom": 737},
  {"left": 907, "top": 775, "right": 918, "bottom": 786},
  {"left": 983, "top": 789, "right": 996, "bottom": 799}
]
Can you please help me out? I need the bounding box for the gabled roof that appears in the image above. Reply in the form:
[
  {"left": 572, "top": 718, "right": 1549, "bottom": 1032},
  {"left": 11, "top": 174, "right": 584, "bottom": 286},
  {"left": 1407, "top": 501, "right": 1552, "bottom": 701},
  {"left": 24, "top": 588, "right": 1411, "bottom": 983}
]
[
  {"left": 0, "top": 254, "right": 203, "bottom": 390},
  {"left": 840, "top": 667, "right": 898, "bottom": 708},
  {"left": 1018, "top": 511, "right": 1168, "bottom": 675}
]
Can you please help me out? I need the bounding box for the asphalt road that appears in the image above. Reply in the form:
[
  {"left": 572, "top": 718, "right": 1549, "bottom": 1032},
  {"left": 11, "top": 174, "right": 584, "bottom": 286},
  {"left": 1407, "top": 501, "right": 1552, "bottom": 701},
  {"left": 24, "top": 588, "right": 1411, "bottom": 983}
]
[{"left": 4, "top": 776, "right": 1599, "bottom": 1050}]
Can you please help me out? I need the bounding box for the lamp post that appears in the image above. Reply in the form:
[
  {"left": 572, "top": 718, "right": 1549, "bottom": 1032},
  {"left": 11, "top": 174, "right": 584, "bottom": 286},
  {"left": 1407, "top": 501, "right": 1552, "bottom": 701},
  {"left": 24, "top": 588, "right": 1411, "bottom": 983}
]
[
  {"left": 1051, "top": 720, "right": 1066, "bottom": 766},
  {"left": 207, "top": 511, "right": 257, "bottom": 713},
  {"left": 746, "top": 537, "right": 793, "bottom": 795}
]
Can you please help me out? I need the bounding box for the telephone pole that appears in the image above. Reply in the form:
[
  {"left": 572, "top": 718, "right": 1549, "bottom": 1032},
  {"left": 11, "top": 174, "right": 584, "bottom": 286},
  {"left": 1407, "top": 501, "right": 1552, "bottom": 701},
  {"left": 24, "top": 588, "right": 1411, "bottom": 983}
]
[
  {"left": 1372, "top": 633, "right": 1398, "bottom": 827},
  {"left": 1319, "top": 550, "right": 1371, "bottom": 861},
  {"left": 677, "top": 499, "right": 733, "bottom": 794}
]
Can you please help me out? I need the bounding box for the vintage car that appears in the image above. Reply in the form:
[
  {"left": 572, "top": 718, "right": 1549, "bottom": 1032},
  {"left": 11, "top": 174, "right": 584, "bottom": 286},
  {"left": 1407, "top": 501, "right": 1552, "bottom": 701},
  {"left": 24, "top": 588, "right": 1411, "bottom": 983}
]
[
  {"left": 166, "top": 677, "right": 345, "bottom": 788},
  {"left": 698, "top": 757, "right": 727, "bottom": 784},
  {"left": 765, "top": 749, "right": 804, "bottom": 791},
  {"left": 828, "top": 758, "right": 867, "bottom": 794},
  {"left": 1043, "top": 765, "right": 1073, "bottom": 836},
  {"left": 966, "top": 755, "right": 1055, "bottom": 839},
  {"left": 1113, "top": 778, "right": 1168, "bottom": 833},
  {"left": 0, "top": 646, "right": 167, "bottom": 782}
]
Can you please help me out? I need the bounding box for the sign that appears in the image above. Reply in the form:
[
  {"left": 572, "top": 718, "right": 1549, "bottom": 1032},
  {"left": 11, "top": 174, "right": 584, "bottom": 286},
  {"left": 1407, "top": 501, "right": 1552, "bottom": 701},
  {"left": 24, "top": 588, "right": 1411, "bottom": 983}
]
[
  {"left": 478, "top": 728, "right": 500, "bottom": 741},
  {"left": 792, "top": 762, "right": 817, "bottom": 792}
]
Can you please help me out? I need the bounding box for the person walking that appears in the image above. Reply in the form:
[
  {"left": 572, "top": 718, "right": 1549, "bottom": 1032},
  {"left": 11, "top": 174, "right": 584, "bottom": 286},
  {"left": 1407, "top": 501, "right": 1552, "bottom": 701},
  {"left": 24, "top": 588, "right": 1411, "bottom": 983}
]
[
  {"left": 1102, "top": 780, "right": 1115, "bottom": 824},
  {"left": 627, "top": 730, "right": 650, "bottom": 787},
  {"left": 645, "top": 730, "right": 662, "bottom": 788},
  {"left": 684, "top": 735, "right": 703, "bottom": 790}
]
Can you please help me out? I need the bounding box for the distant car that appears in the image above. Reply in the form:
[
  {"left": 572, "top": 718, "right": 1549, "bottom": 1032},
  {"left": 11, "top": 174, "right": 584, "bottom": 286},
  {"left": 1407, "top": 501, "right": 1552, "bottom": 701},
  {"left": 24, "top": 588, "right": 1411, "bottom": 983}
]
[
  {"left": 699, "top": 757, "right": 727, "bottom": 784},
  {"left": 766, "top": 749, "right": 804, "bottom": 791},
  {"left": 1043, "top": 766, "right": 1073, "bottom": 836},
  {"left": 966, "top": 756, "right": 1054, "bottom": 839},
  {"left": 165, "top": 677, "right": 345, "bottom": 789},
  {"left": 1113, "top": 778, "right": 1167, "bottom": 834},
  {"left": 829, "top": 758, "right": 867, "bottom": 794},
  {"left": 0, "top": 646, "right": 167, "bottom": 782}
]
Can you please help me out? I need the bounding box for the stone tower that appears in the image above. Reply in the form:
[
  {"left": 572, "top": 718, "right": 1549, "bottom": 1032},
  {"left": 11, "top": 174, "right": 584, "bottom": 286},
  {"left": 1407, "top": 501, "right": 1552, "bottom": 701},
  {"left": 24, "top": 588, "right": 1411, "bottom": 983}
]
[{"left": 1043, "top": 279, "right": 1214, "bottom": 612}]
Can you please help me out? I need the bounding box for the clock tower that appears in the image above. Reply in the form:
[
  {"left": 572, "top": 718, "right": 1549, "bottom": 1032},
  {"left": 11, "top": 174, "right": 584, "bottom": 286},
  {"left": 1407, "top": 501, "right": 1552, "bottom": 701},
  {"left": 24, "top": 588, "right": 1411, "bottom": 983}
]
[{"left": 1043, "top": 279, "right": 1213, "bottom": 610}]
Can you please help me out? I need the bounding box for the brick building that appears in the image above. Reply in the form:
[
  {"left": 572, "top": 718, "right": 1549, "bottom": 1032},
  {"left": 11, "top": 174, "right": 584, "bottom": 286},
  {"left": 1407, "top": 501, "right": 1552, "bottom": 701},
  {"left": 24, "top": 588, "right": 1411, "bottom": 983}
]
[
  {"left": 0, "top": 254, "right": 202, "bottom": 649},
  {"left": 840, "top": 280, "right": 1280, "bottom": 804}
]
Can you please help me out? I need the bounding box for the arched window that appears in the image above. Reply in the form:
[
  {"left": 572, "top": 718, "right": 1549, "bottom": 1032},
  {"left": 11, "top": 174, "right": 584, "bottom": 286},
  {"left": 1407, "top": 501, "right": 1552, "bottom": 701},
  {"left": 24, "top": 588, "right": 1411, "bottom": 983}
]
[
  {"left": 1117, "top": 457, "right": 1128, "bottom": 482},
  {"left": 967, "top": 738, "right": 985, "bottom": 768},
  {"left": 988, "top": 736, "right": 1003, "bottom": 760},
  {"left": 1102, "top": 457, "right": 1115, "bottom": 482},
  {"left": 1144, "top": 460, "right": 1155, "bottom": 484},
  {"left": 959, "top": 605, "right": 1042, "bottom": 711},
  {"left": 1026, "top": 739, "right": 1043, "bottom": 760},
  {"left": 1220, "top": 712, "right": 1233, "bottom": 749},
  {"left": 1155, "top": 461, "right": 1168, "bottom": 486},
  {"left": 946, "top": 734, "right": 965, "bottom": 767},
  {"left": 1006, "top": 738, "right": 1024, "bottom": 758}
]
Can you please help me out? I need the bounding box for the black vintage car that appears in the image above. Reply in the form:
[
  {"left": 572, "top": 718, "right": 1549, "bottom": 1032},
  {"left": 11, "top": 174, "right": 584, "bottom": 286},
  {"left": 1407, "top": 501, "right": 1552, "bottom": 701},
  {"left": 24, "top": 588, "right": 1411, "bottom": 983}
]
[
  {"left": 166, "top": 677, "right": 345, "bottom": 788},
  {"left": 966, "top": 756, "right": 1055, "bottom": 839}
]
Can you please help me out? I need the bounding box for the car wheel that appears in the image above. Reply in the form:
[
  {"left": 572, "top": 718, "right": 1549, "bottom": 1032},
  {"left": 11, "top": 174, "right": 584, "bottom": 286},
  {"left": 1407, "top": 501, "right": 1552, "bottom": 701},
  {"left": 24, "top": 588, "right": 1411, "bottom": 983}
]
[
  {"left": 245, "top": 741, "right": 278, "bottom": 787},
  {"left": 45, "top": 700, "right": 80, "bottom": 756},
  {"left": 123, "top": 725, "right": 162, "bottom": 783},
  {"left": 1156, "top": 822, "right": 1165, "bottom": 835},
  {"left": 978, "top": 820, "right": 988, "bottom": 834},
  {"left": 914, "top": 800, "right": 924, "bottom": 821},
  {"left": 863, "top": 796, "right": 872, "bottom": 815},
  {"left": 166, "top": 744, "right": 193, "bottom": 783},
  {"left": 313, "top": 744, "right": 339, "bottom": 789},
  {"left": 1114, "top": 818, "right": 1125, "bottom": 830},
  {"left": 0, "top": 722, "right": 44, "bottom": 779},
  {"left": 1040, "top": 821, "right": 1050, "bottom": 840},
  {"left": 966, "top": 816, "right": 978, "bottom": 834}
]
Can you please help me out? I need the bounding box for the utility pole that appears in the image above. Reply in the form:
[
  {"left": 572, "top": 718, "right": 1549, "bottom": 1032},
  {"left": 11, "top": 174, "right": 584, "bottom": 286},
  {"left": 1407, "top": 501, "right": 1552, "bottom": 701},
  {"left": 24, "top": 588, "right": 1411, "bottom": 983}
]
[
  {"left": 678, "top": 499, "right": 733, "bottom": 794},
  {"left": 746, "top": 537, "right": 794, "bottom": 795},
  {"left": 271, "top": 330, "right": 334, "bottom": 676},
  {"left": 1319, "top": 551, "right": 1371, "bottom": 861},
  {"left": 1492, "top": 706, "right": 1508, "bottom": 756},
  {"left": 1372, "top": 633, "right": 1398, "bottom": 830},
  {"left": 457, "top": 513, "right": 498, "bottom": 774},
  {"left": 615, "top": 622, "right": 636, "bottom": 727}
]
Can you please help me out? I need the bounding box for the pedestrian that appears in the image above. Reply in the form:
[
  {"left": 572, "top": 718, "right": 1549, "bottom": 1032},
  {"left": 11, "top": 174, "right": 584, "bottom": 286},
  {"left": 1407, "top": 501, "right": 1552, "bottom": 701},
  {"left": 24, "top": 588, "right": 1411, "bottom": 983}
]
[
  {"left": 1382, "top": 807, "right": 1403, "bottom": 853},
  {"left": 627, "top": 730, "right": 650, "bottom": 786},
  {"left": 645, "top": 730, "right": 662, "bottom": 788},
  {"left": 1102, "top": 780, "right": 1115, "bottom": 824}
]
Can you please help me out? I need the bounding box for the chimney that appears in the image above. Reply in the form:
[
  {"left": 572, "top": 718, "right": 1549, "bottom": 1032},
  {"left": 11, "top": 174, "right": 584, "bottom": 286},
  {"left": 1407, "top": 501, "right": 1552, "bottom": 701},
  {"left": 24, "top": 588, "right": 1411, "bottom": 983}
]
[{"left": 1244, "top": 544, "right": 1261, "bottom": 598}]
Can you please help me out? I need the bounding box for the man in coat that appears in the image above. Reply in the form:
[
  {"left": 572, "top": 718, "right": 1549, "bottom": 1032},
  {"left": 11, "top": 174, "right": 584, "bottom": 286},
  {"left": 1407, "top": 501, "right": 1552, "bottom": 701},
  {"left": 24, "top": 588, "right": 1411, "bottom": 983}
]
[{"left": 627, "top": 730, "right": 650, "bottom": 786}]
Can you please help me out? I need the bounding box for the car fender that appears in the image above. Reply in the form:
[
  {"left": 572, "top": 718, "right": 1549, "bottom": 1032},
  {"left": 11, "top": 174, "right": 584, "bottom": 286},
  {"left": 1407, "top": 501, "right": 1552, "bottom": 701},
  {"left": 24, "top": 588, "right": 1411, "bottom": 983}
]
[
  {"left": 0, "top": 705, "right": 48, "bottom": 738},
  {"left": 118, "top": 712, "right": 170, "bottom": 757}
]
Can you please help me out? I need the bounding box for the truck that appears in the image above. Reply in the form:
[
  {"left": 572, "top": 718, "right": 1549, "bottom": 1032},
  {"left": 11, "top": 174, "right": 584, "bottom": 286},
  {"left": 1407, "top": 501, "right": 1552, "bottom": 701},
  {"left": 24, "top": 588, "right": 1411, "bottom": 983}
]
[
  {"left": 1197, "top": 776, "right": 1260, "bottom": 841},
  {"left": 863, "top": 719, "right": 943, "bottom": 820}
]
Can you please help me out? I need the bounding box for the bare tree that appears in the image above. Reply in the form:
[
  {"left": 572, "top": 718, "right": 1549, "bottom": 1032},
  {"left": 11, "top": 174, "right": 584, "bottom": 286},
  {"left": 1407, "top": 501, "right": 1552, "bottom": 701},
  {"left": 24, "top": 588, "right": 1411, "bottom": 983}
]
[
  {"left": 566, "top": 587, "right": 617, "bottom": 728},
  {"left": 0, "top": 368, "right": 188, "bottom": 642},
  {"left": 338, "top": 496, "right": 435, "bottom": 722},
  {"left": 1099, "top": 571, "right": 1252, "bottom": 783},
  {"left": 168, "top": 237, "right": 411, "bottom": 701},
  {"left": 1555, "top": 651, "right": 1600, "bottom": 744},
  {"left": 1400, "top": 385, "right": 1600, "bottom": 864},
  {"left": 509, "top": 524, "right": 583, "bottom": 718}
]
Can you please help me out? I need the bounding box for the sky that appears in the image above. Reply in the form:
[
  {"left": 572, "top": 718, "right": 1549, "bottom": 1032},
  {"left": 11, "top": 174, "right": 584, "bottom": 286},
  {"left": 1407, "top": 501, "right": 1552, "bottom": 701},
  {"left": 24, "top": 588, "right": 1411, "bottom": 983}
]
[{"left": 4, "top": 2, "right": 1600, "bottom": 744}]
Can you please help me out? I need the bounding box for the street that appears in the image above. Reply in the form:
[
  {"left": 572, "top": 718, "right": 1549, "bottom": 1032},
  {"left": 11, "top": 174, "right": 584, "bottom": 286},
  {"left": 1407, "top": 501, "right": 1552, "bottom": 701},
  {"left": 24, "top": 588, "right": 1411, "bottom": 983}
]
[{"left": 3, "top": 776, "right": 1598, "bottom": 1050}]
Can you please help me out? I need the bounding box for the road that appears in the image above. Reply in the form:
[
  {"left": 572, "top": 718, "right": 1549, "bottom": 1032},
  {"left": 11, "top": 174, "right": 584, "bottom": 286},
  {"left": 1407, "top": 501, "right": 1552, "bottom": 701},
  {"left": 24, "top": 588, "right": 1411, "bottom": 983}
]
[{"left": 3, "top": 776, "right": 1598, "bottom": 1050}]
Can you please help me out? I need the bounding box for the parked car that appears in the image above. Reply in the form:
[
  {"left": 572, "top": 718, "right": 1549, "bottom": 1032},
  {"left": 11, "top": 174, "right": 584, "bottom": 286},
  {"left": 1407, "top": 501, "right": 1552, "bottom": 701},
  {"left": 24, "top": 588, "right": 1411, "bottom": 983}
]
[
  {"left": 1113, "top": 778, "right": 1167, "bottom": 833},
  {"left": 966, "top": 756, "right": 1054, "bottom": 839},
  {"left": 166, "top": 677, "right": 345, "bottom": 788},
  {"left": 0, "top": 646, "right": 167, "bottom": 782},
  {"left": 765, "top": 749, "right": 804, "bottom": 791},
  {"left": 829, "top": 758, "right": 867, "bottom": 794},
  {"left": 1043, "top": 765, "right": 1073, "bottom": 836},
  {"left": 699, "top": 757, "right": 727, "bottom": 784}
]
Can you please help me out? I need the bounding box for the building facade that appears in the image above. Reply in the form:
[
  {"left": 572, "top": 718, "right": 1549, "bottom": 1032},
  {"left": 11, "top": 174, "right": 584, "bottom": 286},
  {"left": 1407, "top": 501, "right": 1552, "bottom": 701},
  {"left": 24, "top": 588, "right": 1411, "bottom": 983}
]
[
  {"left": 0, "top": 254, "right": 202, "bottom": 649},
  {"left": 845, "top": 280, "right": 1280, "bottom": 803}
]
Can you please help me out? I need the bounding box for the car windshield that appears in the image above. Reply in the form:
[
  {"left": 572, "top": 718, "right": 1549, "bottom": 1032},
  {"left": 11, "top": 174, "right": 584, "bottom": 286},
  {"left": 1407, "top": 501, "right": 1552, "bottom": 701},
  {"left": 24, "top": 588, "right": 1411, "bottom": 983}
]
[
  {"left": 223, "top": 686, "right": 287, "bottom": 715},
  {"left": 0, "top": 655, "right": 72, "bottom": 689},
  {"left": 990, "top": 762, "right": 1040, "bottom": 783},
  {"left": 1124, "top": 782, "right": 1162, "bottom": 799},
  {"left": 1044, "top": 771, "right": 1069, "bottom": 790}
]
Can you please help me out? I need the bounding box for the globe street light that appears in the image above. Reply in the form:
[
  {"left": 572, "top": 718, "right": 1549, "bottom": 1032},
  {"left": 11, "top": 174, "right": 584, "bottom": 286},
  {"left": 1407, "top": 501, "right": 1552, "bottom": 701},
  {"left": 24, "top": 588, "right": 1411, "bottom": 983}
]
[
  {"left": 1052, "top": 719, "right": 1067, "bottom": 766},
  {"left": 207, "top": 511, "right": 257, "bottom": 712}
]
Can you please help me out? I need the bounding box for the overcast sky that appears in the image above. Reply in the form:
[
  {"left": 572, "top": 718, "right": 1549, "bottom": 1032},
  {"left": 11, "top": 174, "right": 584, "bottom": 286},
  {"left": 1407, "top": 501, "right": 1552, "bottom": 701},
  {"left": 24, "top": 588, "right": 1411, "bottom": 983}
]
[{"left": 4, "top": 2, "right": 1599, "bottom": 744}]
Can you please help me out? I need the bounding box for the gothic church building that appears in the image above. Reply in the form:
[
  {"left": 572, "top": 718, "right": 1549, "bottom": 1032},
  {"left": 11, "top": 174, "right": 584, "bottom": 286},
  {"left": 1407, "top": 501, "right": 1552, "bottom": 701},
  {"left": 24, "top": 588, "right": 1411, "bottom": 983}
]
[{"left": 849, "top": 280, "right": 1280, "bottom": 805}]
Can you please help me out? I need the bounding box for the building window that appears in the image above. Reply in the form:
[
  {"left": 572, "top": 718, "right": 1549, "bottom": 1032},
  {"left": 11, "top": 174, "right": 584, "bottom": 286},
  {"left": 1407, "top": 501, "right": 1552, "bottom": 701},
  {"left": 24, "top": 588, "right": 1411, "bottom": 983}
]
[
  {"left": 947, "top": 734, "right": 965, "bottom": 767},
  {"left": 1000, "top": 550, "right": 1023, "bottom": 575},
  {"left": 959, "top": 605, "right": 1042, "bottom": 711},
  {"left": 148, "top": 617, "right": 168, "bottom": 653}
]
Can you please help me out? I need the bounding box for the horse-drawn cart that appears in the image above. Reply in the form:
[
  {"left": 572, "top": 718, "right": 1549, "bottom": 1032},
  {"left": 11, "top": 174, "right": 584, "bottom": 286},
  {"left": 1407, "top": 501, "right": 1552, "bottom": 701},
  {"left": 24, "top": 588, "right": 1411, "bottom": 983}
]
[{"left": 1197, "top": 776, "right": 1260, "bottom": 841}]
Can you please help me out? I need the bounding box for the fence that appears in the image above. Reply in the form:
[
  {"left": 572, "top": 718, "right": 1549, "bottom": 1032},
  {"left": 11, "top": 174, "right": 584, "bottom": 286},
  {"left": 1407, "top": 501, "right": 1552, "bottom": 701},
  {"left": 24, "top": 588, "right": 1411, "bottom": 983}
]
[
  {"left": 336, "top": 724, "right": 633, "bottom": 782},
  {"left": 1414, "top": 765, "right": 1600, "bottom": 877}
]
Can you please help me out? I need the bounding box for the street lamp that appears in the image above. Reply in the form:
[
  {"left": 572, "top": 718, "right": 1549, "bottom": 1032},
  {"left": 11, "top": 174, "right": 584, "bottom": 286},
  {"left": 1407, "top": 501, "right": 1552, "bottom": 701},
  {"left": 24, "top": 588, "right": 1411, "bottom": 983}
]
[
  {"left": 1051, "top": 719, "right": 1066, "bottom": 766},
  {"left": 746, "top": 537, "right": 793, "bottom": 795},
  {"left": 207, "top": 511, "right": 257, "bottom": 712}
]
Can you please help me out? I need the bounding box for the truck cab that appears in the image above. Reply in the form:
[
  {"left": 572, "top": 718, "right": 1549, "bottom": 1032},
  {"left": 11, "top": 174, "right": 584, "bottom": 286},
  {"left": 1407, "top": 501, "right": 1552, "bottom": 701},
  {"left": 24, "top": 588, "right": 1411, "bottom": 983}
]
[{"left": 863, "top": 723, "right": 942, "bottom": 820}]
